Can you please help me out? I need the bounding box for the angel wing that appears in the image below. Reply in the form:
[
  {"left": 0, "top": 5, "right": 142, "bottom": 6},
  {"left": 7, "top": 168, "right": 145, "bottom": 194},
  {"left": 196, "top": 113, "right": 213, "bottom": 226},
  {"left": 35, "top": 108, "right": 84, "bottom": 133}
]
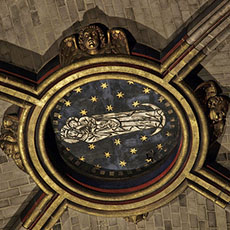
[
  {"left": 107, "top": 29, "right": 130, "bottom": 55},
  {"left": 59, "top": 35, "right": 80, "bottom": 66}
]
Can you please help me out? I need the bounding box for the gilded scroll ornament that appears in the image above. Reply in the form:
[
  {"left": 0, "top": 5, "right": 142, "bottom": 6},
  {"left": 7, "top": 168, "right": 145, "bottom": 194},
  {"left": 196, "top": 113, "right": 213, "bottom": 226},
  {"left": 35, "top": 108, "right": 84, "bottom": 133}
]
[
  {"left": 0, "top": 114, "right": 26, "bottom": 172},
  {"left": 195, "top": 80, "right": 230, "bottom": 143},
  {"left": 59, "top": 24, "right": 130, "bottom": 66}
]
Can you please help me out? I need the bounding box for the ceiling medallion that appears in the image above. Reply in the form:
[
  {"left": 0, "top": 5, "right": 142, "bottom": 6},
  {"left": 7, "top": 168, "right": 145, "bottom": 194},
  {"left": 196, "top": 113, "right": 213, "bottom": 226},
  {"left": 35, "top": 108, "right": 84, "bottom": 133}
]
[{"left": 0, "top": 24, "right": 229, "bottom": 229}]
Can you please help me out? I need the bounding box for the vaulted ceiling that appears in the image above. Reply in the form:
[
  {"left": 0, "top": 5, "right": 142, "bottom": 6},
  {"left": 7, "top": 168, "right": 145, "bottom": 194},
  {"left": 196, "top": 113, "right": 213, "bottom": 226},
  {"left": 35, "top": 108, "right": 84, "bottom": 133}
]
[{"left": 0, "top": 0, "right": 230, "bottom": 230}]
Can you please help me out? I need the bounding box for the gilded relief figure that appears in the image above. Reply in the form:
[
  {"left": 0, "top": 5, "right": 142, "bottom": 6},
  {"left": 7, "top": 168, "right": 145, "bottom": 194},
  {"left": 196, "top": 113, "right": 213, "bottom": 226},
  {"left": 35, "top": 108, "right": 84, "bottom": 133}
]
[
  {"left": 0, "top": 114, "right": 25, "bottom": 172},
  {"left": 124, "top": 213, "right": 149, "bottom": 224},
  {"left": 195, "top": 80, "right": 230, "bottom": 142},
  {"left": 59, "top": 24, "right": 130, "bottom": 66},
  {"left": 60, "top": 103, "right": 166, "bottom": 143}
]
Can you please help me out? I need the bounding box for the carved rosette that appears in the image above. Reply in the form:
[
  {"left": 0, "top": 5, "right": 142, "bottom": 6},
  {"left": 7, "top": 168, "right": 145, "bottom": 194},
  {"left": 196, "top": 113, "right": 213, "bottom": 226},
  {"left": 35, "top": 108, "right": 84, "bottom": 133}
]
[{"left": 0, "top": 113, "right": 26, "bottom": 172}]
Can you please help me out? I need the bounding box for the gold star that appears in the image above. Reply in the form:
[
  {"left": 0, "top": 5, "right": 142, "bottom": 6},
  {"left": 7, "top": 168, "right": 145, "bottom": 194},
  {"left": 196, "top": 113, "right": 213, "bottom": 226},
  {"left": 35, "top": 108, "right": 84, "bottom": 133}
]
[
  {"left": 168, "top": 109, "right": 173, "bottom": 114},
  {"left": 80, "top": 109, "right": 87, "bottom": 116},
  {"left": 143, "top": 87, "right": 150, "bottom": 94},
  {"left": 65, "top": 100, "right": 71, "bottom": 107},
  {"left": 119, "top": 160, "right": 127, "bottom": 167},
  {"left": 130, "top": 148, "right": 137, "bottom": 155},
  {"left": 66, "top": 147, "right": 70, "bottom": 151},
  {"left": 165, "top": 102, "right": 170, "bottom": 107},
  {"left": 101, "top": 82, "right": 108, "bottom": 89},
  {"left": 106, "top": 105, "right": 113, "bottom": 111},
  {"left": 116, "top": 91, "right": 124, "bottom": 99},
  {"left": 104, "top": 152, "right": 111, "bottom": 158},
  {"left": 89, "top": 144, "right": 95, "bottom": 150},
  {"left": 75, "top": 87, "right": 82, "bottom": 93},
  {"left": 90, "top": 96, "right": 98, "bottom": 102},
  {"left": 132, "top": 101, "right": 140, "bottom": 107},
  {"left": 127, "top": 80, "right": 134, "bottom": 85},
  {"left": 57, "top": 114, "right": 62, "bottom": 119},
  {"left": 158, "top": 96, "right": 165, "bottom": 103},
  {"left": 94, "top": 164, "right": 101, "bottom": 169},
  {"left": 140, "top": 136, "right": 147, "bottom": 141},
  {"left": 145, "top": 158, "right": 152, "bottom": 163},
  {"left": 166, "top": 131, "right": 171, "bottom": 137},
  {"left": 114, "top": 139, "right": 121, "bottom": 145},
  {"left": 79, "top": 156, "right": 85, "bottom": 161},
  {"left": 157, "top": 144, "right": 163, "bottom": 150}
]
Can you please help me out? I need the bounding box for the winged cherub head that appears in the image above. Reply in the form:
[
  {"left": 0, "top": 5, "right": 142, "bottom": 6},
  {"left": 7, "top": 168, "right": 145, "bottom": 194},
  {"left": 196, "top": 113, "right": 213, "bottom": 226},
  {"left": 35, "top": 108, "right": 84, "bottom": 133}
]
[{"left": 78, "top": 25, "right": 106, "bottom": 54}]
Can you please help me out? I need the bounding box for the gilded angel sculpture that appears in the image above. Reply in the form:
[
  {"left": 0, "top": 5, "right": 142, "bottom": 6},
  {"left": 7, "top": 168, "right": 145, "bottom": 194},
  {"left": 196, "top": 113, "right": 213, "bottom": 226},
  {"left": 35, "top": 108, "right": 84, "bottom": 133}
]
[{"left": 59, "top": 24, "right": 130, "bottom": 66}]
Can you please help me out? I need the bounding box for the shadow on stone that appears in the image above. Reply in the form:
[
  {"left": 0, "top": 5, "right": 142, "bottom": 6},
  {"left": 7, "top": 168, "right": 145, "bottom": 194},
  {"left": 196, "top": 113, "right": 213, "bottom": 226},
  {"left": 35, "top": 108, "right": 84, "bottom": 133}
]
[
  {"left": 3, "top": 186, "right": 40, "bottom": 230},
  {"left": 0, "top": 4, "right": 211, "bottom": 73},
  {"left": 0, "top": 1, "right": 220, "bottom": 73}
]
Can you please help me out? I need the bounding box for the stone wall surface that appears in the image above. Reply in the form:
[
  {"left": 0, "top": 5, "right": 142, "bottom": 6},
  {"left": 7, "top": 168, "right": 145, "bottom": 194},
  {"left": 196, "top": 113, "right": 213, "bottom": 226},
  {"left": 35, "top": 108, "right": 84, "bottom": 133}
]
[
  {"left": 0, "top": 0, "right": 212, "bottom": 71},
  {"left": 0, "top": 0, "right": 211, "bottom": 53},
  {"left": 51, "top": 188, "right": 230, "bottom": 230}
]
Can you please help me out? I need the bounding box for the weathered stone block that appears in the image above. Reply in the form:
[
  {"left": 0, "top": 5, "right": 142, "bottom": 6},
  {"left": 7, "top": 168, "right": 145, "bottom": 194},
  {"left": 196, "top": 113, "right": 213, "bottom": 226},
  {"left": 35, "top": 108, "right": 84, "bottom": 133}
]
[
  {"left": 75, "top": 0, "right": 85, "bottom": 11},
  {"left": 56, "top": 0, "right": 65, "bottom": 7},
  {"left": 125, "top": 8, "right": 135, "bottom": 20},
  {"left": 189, "top": 214, "right": 198, "bottom": 228},
  {"left": 197, "top": 205, "right": 206, "bottom": 220},
  {"left": 71, "top": 216, "right": 78, "bottom": 225},
  {"left": 109, "top": 225, "right": 119, "bottom": 230},
  {"left": 19, "top": 184, "right": 37, "bottom": 194},
  {"left": 172, "top": 213, "right": 181, "bottom": 227},
  {"left": 206, "top": 199, "right": 215, "bottom": 211},
  {"left": 66, "top": 0, "right": 79, "bottom": 22},
  {"left": 179, "top": 194, "right": 187, "bottom": 207},
  {"left": 154, "top": 214, "right": 163, "bottom": 227},
  {"left": 108, "top": 218, "right": 117, "bottom": 226},
  {"left": 31, "top": 11, "right": 41, "bottom": 27},
  {"left": 0, "top": 188, "right": 19, "bottom": 199},
  {"left": 162, "top": 205, "right": 171, "bottom": 219},
  {"left": 9, "top": 195, "right": 28, "bottom": 205},
  {"left": 0, "top": 199, "right": 10, "bottom": 208},
  {"left": 164, "top": 220, "right": 172, "bottom": 230},
  {"left": 0, "top": 156, "right": 7, "bottom": 164},
  {"left": 9, "top": 177, "right": 29, "bottom": 188},
  {"left": 0, "top": 182, "right": 8, "bottom": 191},
  {"left": 2, "top": 16, "right": 13, "bottom": 31},
  {"left": 208, "top": 212, "right": 217, "bottom": 227},
  {"left": 180, "top": 207, "right": 188, "bottom": 223},
  {"left": 199, "top": 221, "right": 206, "bottom": 230},
  {"left": 78, "top": 212, "right": 90, "bottom": 229},
  {"left": 2, "top": 205, "right": 20, "bottom": 218}
]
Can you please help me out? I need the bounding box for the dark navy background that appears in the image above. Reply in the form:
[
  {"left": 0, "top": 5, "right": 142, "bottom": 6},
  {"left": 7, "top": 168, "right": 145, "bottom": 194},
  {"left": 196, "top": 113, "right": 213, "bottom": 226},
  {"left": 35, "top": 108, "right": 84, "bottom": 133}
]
[{"left": 51, "top": 79, "right": 180, "bottom": 172}]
